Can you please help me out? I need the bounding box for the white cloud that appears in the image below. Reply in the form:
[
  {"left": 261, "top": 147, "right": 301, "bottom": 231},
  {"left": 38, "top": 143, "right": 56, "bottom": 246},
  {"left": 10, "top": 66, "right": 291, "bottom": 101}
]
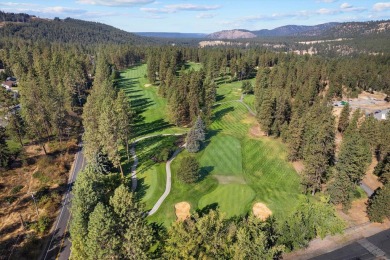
[
  {"left": 317, "top": 0, "right": 338, "bottom": 3},
  {"left": 196, "top": 13, "right": 215, "bottom": 19},
  {"left": 77, "top": 0, "right": 155, "bottom": 7},
  {"left": 141, "top": 3, "right": 221, "bottom": 14},
  {"left": 41, "top": 6, "right": 86, "bottom": 14},
  {"left": 340, "top": 3, "right": 352, "bottom": 9},
  {"left": 373, "top": 2, "right": 390, "bottom": 11}
]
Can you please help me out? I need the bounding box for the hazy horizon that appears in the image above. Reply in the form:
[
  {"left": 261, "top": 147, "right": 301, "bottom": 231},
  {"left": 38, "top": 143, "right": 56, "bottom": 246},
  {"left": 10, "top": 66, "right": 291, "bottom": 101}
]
[{"left": 1, "top": 0, "right": 389, "bottom": 33}]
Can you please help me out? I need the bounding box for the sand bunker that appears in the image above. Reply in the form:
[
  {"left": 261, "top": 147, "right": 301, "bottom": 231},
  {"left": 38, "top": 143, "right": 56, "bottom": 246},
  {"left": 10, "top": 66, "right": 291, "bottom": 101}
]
[
  {"left": 253, "top": 203, "right": 272, "bottom": 221},
  {"left": 175, "top": 202, "right": 191, "bottom": 221},
  {"left": 144, "top": 84, "right": 152, "bottom": 87}
]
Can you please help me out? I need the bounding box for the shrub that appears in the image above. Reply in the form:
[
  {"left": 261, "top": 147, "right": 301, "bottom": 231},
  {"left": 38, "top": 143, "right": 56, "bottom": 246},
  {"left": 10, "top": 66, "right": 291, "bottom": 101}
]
[
  {"left": 32, "top": 171, "right": 49, "bottom": 184},
  {"left": 178, "top": 156, "right": 199, "bottom": 183},
  {"left": 30, "top": 215, "right": 51, "bottom": 235},
  {"left": 10, "top": 185, "right": 23, "bottom": 194}
]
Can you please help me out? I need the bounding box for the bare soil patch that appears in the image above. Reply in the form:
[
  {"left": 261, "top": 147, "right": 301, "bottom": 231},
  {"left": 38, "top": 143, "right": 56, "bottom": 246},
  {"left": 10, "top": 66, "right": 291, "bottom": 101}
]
[
  {"left": 0, "top": 139, "right": 77, "bottom": 259},
  {"left": 363, "top": 158, "right": 382, "bottom": 191},
  {"left": 249, "top": 124, "right": 262, "bottom": 138},
  {"left": 252, "top": 202, "right": 272, "bottom": 221},
  {"left": 175, "top": 202, "right": 191, "bottom": 221},
  {"left": 336, "top": 198, "right": 369, "bottom": 227},
  {"left": 292, "top": 161, "right": 304, "bottom": 174},
  {"left": 214, "top": 175, "right": 246, "bottom": 184}
]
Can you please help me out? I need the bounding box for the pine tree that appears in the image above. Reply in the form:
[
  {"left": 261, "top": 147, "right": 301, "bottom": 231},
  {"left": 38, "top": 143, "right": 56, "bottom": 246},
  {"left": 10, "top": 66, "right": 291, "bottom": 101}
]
[
  {"left": 115, "top": 89, "right": 134, "bottom": 161},
  {"left": 109, "top": 185, "right": 153, "bottom": 259},
  {"left": 86, "top": 203, "right": 120, "bottom": 259},
  {"left": 367, "top": 183, "right": 390, "bottom": 222},
  {"left": 7, "top": 110, "right": 26, "bottom": 147},
  {"left": 337, "top": 127, "right": 371, "bottom": 185},
  {"left": 337, "top": 103, "right": 350, "bottom": 133},
  {"left": 0, "top": 126, "right": 11, "bottom": 168},
  {"left": 178, "top": 156, "right": 199, "bottom": 183},
  {"left": 186, "top": 127, "right": 200, "bottom": 153},
  {"left": 257, "top": 90, "right": 274, "bottom": 136},
  {"left": 193, "top": 116, "right": 206, "bottom": 141},
  {"left": 287, "top": 113, "right": 305, "bottom": 161},
  {"left": 328, "top": 170, "right": 355, "bottom": 210}
]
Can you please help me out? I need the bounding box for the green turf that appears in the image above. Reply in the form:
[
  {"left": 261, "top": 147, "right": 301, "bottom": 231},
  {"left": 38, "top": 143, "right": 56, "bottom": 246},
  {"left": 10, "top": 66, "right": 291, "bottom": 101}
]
[
  {"left": 198, "top": 184, "right": 255, "bottom": 218},
  {"left": 199, "top": 135, "right": 242, "bottom": 176},
  {"left": 117, "top": 64, "right": 186, "bottom": 137},
  {"left": 119, "top": 64, "right": 303, "bottom": 226}
]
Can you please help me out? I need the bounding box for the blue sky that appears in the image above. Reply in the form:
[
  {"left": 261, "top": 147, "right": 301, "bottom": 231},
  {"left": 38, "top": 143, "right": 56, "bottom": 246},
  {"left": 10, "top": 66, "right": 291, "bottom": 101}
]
[{"left": 0, "top": 0, "right": 389, "bottom": 33}]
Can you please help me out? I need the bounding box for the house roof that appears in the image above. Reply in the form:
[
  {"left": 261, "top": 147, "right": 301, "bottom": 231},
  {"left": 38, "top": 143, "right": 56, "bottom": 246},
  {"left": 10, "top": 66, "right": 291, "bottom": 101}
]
[{"left": 1, "top": 81, "right": 14, "bottom": 87}]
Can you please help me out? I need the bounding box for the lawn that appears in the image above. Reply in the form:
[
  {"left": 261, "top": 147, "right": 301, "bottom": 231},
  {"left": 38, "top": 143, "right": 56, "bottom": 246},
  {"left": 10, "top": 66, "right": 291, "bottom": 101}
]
[
  {"left": 150, "top": 100, "right": 302, "bottom": 225},
  {"left": 116, "top": 64, "right": 186, "bottom": 137},
  {"left": 119, "top": 64, "right": 302, "bottom": 226}
]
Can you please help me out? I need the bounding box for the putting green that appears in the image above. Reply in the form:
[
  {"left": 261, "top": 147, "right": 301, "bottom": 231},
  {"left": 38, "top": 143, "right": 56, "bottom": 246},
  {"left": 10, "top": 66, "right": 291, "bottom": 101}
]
[
  {"left": 198, "top": 184, "right": 256, "bottom": 218},
  {"left": 199, "top": 135, "right": 243, "bottom": 176}
]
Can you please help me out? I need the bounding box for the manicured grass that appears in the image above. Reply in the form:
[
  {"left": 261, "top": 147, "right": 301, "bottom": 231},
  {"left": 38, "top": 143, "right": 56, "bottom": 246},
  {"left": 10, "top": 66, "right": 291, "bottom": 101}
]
[
  {"left": 117, "top": 64, "right": 186, "bottom": 137},
  {"left": 147, "top": 152, "right": 218, "bottom": 226},
  {"left": 120, "top": 65, "right": 302, "bottom": 225},
  {"left": 199, "top": 135, "right": 242, "bottom": 176},
  {"left": 151, "top": 100, "right": 302, "bottom": 225},
  {"left": 243, "top": 94, "right": 256, "bottom": 111},
  {"left": 198, "top": 184, "right": 255, "bottom": 218},
  {"left": 186, "top": 62, "right": 203, "bottom": 71}
]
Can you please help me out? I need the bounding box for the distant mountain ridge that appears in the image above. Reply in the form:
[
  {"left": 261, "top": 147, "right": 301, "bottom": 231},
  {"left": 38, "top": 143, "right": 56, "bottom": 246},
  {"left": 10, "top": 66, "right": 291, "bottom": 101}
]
[
  {"left": 252, "top": 22, "right": 340, "bottom": 37},
  {"left": 135, "top": 32, "right": 206, "bottom": 38},
  {"left": 207, "top": 29, "right": 257, "bottom": 39}
]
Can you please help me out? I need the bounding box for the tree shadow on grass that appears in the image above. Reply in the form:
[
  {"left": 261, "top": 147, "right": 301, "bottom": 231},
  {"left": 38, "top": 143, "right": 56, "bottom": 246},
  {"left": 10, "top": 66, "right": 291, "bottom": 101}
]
[
  {"left": 134, "top": 119, "right": 173, "bottom": 137},
  {"left": 134, "top": 177, "right": 148, "bottom": 202},
  {"left": 199, "top": 166, "right": 214, "bottom": 182},
  {"left": 214, "top": 106, "right": 235, "bottom": 121},
  {"left": 196, "top": 203, "right": 219, "bottom": 216}
]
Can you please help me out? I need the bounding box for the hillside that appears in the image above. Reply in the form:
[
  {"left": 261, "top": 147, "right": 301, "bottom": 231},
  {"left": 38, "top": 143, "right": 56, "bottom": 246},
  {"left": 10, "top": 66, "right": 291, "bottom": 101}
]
[
  {"left": 135, "top": 32, "right": 206, "bottom": 38},
  {"left": 207, "top": 29, "right": 257, "bottom": 39},
  {"left": 0, "top": 15, "right": 152, "bottom": 45},
  {"left": 252, "top": 22, "right": 339, "bottom": 37}
]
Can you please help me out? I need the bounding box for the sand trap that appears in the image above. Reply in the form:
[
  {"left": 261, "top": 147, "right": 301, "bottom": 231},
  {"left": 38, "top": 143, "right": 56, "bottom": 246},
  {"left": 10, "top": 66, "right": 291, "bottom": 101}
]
[
  {"left": 144, "top": 84, "right": 152, "bottom": 87},
  {"left": 253, "top": 203, "right": 272, "bottom": 221},
  {"left": 175, "top": 202, "right": 190, "bottom": 221}
]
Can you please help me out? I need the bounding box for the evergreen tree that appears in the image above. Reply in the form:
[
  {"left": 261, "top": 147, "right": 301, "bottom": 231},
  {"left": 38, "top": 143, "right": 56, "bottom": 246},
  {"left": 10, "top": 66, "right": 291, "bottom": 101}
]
[
  {"left": 337, "top": 127, "right": 371, "bottom": 185},
  {"left": 109, "top": 185, "right": 153, "bottom": 259},
  {"left": 7, "top": 110, "right": 26, "bottom": 147},
  {"left": 115, "top": 89, "right": 134, "bottom": 161},
  {"left": 337, "top": 103, "right": 350, "bottom": 133},
  {"left": 86, "top": 203, "right": 120, "bottom": 259},
  {"left": 232, "top": 216, "right": 284, "bottom": 259},
  {"left": 257, "top": 90, "right": 274, "bottom": 136},
  {"left": 178, "top": 156, "right": 199, "bottom": 183},
  {"left": 193, "top": 115, "right": 206, "bottom": 141},
  {"left": 0, "top": 126, "right": 11, "bottom": 168},
  {"left": 328, "top": 170, "right": 355, "bottom": 210},
  {"left": 367, "top": 183, "right": 390, "bottom": 223}
]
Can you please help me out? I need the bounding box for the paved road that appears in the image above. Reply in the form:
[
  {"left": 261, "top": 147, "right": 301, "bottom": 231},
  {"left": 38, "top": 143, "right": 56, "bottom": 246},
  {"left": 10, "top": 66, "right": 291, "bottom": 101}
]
[
  {"left": 148, "top": 147, "right": 183, "bottom": 216},
  {"left": 360, "top": 182, "right": 375, "bottom": 197},
  {"left": 312, "top": 229, "right": 390, "bottom": 260},
  {"left": 42, "top": 145, "right": 86, "bottom": 260}
]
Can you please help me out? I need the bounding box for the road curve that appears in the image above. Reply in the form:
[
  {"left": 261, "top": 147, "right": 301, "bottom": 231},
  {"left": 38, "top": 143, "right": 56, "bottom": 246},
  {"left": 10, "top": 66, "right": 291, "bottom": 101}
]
[{"left": 42, "top": 144, "right": 86, "bottom": 260}]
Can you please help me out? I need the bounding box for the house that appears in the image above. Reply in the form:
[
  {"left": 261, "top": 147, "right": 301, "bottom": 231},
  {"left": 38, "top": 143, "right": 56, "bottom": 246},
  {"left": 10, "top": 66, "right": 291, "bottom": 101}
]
[
  {"left": 374, "top": 109, "right": 389, "bottom": 121},
  {"left": 1, "top": 77, "right": 17, "bottom": 90},
  {"left": 1, "top": 80, "right": 15, "bottom": 90}
]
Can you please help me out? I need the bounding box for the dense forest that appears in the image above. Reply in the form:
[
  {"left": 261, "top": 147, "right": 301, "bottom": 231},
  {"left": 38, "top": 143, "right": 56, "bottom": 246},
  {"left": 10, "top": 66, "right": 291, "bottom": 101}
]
[{"left": 1, "top": 11, "right": 390, "bottom": 260}]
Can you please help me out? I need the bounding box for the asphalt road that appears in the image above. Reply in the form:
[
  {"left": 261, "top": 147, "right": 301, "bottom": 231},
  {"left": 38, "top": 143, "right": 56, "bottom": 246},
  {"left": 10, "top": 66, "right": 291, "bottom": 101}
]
[
  {"left": 42, "top": 145, "right": 86, "bottom": 260},
  {"left": 312, "top": 229, "right": 390, "bottom": 260}
]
